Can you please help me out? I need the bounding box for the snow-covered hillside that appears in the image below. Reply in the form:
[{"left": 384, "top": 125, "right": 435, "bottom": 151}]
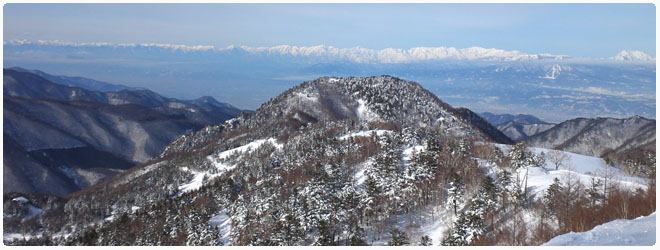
[
  {"left": 4, "top": 75, "right": 653, "bottom": 246},
  {"left": 497, "top": 145, "right": 647, "bottom": 197},
  {"left": 164, "top": 128, "right": 650, "bottom": 246},
  {"left": 543, "top": 212, "right": 656, "bottom": 246}
]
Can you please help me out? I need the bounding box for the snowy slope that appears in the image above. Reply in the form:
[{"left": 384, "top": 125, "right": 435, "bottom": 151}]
[
  {"left": 543, "top": 212, "right": 656, "bottom": 246},
  {"left": 179, "top": 137, "right": 283, "bottom": 193},
  {"left": 493, "top": 145, "right": 647, "bottom": 198},
  {"left": 336, "top": 132, "right": 649, "bottom": 245}
]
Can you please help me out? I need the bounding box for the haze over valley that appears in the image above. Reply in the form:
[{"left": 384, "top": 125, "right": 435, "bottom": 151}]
[{"left": 4, "top": 41, "right": 655, "bottom": 122}]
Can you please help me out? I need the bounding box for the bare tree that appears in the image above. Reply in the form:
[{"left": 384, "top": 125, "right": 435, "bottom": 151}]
[
  {"left": 559, "top": 163, "right": 584, "bottom": 231},
  {"left": 596, "top": 160, "right": 616, "bottom": 200},
  {"left": 547, "top": 150, "right": 571, "bottom": 170}
]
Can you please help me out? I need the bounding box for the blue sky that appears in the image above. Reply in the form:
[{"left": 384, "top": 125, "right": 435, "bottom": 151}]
[{"left": 3, "top": 3, "right": 656, "bottom": 57}]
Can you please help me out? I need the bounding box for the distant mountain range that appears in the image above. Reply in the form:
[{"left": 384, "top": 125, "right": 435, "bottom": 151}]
[
  {"left": 478, "top": 112, "right": 554, "bottom": 141},
  {"left": 3, "top": 68, "right": 245, "bottom": 196},
  {"left": 4, "top": 40, "right": 655, "bottom": 122},
  {"left": 479, "top": 112, "right": 548, "bottom": 126},
  {"left": 523, "top": 115, "right": 655, "bottom": 157},
  {"left": 477, "top": 112, "right": 655, "bottom": 157},
  {"left": 6, "top": 40, "right": 656, "bottom": 63},
  {"left": 9, "top": 66, "right": 140, "bottom": 92}
]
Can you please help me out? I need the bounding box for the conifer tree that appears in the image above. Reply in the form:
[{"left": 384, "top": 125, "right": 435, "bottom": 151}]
[
  {"left": 419, "top": 235, "right": 433, "bottom": 246},
  {"left": 447, "top": 174, "right": 465, "bottom": 215},
  {"left": 387, "top": 228, "right": 410, "bottom": 246},
  {"left": 346, "top": 223, "right": 368, "bottom": 246}
]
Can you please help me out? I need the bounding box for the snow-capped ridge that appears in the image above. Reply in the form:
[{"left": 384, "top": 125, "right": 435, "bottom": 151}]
[
  {"left": 5, "top": 39, "right": 569, "bottom": 63},
  {"left": 237, "top": 44, "right": 568, "bottom": 63}
]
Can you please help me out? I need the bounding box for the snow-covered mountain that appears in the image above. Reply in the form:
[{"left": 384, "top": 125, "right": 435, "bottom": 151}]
[
  {"left": 10, "top": 40, "right": 655, "bottom": 64},
  {"left": 612, "top": 50, "right": 655, "bottom": 61},
  {"left": 231, "top": 76, "right": 509, "bottom": 144},
  {"left": 5, "top": 40, "right": 569, "bottom": 63},
  {"left": 237, "top": 44, "right": 569, "bottom": 63},
  {"left": 3, "top": 75, "right": 654, "bottom": 246}
]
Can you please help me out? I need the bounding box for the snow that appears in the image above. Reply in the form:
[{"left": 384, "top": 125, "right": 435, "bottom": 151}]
[
  {"left": 209, "top": 138, "right": 281, "bottom": 172},
  {"left": 178, "top": 171, "right": 221, "bottom": 193},
  {"left": 402, "top": 145, "right": 426, "bottom": 163},
  {"left": 116, "top": 161, "right": 167, "bottom": 186},
  {"left": 25, "top": 204, "right": 43, "bottom": 220},
  {"left": 104, "top": 215, "right": 115, "bottom": 222},
  {"left": 104, "top": 204, "right": 119, "bottom": 222},
  {"left": 12, "top": 197, "right": 29, "bottom": 203},
  {"left": 539, "top": 64, "right": 562, "bottom": 79},
  {"left": 480, "top": 143, "right": 651, "bottom": 245},
  {"left": 354, "top": 168, "right": 367, "bottom": 186},
  {"left": 167, "top": 102, "right": 187, "bottom": 109},
  {"left": 356, "top": 99, "right": 381, "bottom": 122},
  {"left": 415, "top": 208, "right": 454, "bottom": 246},
  {"left": 339, "top": 129, "right": 392, "bottom": 140},
  {"left": 295, "top": 91, "right": 319, "bottom": 103},
  {"left": 487, "top": 144, "right": 648, "bottom": 199},
  {"left": 8, "top": 197, "right": 42, "bottom": 221},
  {"left": 4, "top": 233, "right": 39, "bottom": 243},
  {"left": 209, "top": 212, "right": 232, "bottom": 245},
  {"left": 613, "top": 50, "right": 655, "bottom": 61},
  {"left": 180, "top": 138, "right": 283, "bottom": 194},
  {"left": 367, "top": 196, "right": 455, "bottom": 246},
  {"left": 328, "top": 77, "right": 339, "bottom": 83},
  {"left": 526, "top": 147, "right": 647, "bottom": 193},
  {"left": 543, "top": 212, "right": 656, "bottom": 246},
  {"left": 353, "top": 158, "right": 374, "bottom": 187},
  {"left": 236, "top": 43, "right": 567, "bottom": 63},
  {"left": 217, "top": 138, "right": 281, "bottom": 159},
  {"left": 12, "top": 40, "right": 572, "bottom": 62}
]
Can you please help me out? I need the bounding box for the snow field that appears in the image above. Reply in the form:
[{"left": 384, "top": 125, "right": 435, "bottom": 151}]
[
  {"left": 338, "top": 129, "right": 392, "bottom": 140},
  {"left": 179, "top": 138, "right": 283, "bottom": 194},
  {"left": 543, "top": 212, "right": 656, "bottom": 246},
  {"left": 209, "top": 212, "right": 232, "bottom": 245}
]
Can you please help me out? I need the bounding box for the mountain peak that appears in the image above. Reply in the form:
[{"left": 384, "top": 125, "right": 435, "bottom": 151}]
[
  {"left": 240, "top": 75, "right": 511, "bottom": 144},
  {"left": 613, "top": 50, "right": 655, "bottom": 61}
]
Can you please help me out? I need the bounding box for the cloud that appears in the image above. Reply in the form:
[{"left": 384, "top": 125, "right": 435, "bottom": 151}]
[
  {"left": 531, "top": 94, "right": 603, "bottom": 101},
  {"left": 531, "top": 83, "right": 654, "bottom": 102},
  {"left": 483, "top": 96, "right": 499, "bottom": 103},
  {"left": 4, "top": 39, "right": 216, "bottom": 52}
]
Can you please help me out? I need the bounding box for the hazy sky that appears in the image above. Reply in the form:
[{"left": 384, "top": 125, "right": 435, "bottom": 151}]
[{"left": 3, "top": 3, "right": 656, "bottom": 57}]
